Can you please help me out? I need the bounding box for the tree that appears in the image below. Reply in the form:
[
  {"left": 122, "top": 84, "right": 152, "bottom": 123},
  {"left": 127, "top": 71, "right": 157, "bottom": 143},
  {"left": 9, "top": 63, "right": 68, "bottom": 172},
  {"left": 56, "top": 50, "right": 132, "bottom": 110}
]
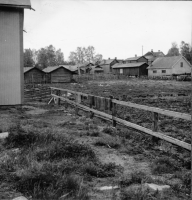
[
  {"left": 69, "top": 46, "right": 103, "bottom": 64},
  {"left": 36, "top": 45, "right": 65, "bottom": 69},
  {"left": 24, "top": 49, "right": 35, "bottom": 67},
  {"left": 166, "top": 42, "right": 180, "bottom": 57},
  {"left": 180, "top": 41, "right": 192, "bottom": 64}
]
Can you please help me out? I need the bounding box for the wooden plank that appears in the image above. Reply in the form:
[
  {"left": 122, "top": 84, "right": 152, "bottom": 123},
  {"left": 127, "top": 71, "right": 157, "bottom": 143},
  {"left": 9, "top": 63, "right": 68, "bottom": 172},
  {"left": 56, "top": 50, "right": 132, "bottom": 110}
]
[
  {"left": 113, "top": 116, "right": 191, "bottom": 151},
  {"left": 51, "top": 94, "right": 191, "bottom": 151},
  {"left": 113, "top": 99, "right": 191, "bottom": 121},
  {"left": 89, "top": 95, "right": 94, "bottom": 119}
]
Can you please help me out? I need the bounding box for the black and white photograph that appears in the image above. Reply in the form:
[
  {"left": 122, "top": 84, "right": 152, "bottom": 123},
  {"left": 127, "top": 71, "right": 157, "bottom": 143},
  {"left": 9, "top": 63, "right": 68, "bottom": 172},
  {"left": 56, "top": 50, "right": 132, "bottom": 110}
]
[{"left": 0, "top": 0, "right": 191, "bottom": 199}]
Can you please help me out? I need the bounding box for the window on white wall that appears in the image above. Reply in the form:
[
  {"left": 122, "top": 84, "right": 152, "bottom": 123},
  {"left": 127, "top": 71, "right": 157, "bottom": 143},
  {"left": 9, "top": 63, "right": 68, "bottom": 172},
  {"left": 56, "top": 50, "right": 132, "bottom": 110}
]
[
  {"left": 153, "top": 70, "right": 157, "bottom": 73},
  {"left": 162, "top": 70, "right": 166, "bottom": 73},
  {"left": 120, "top": 69, "right": 123, "bottom": 74},
  {"left": 180, "top": 62, "right": 183, "bottom": 67}
]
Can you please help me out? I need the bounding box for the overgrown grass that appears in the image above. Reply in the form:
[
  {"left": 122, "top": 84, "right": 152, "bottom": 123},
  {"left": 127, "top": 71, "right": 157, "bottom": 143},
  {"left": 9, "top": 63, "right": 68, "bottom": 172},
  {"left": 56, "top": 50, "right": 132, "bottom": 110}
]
[
  {"left": 151, "top": 157, "right": 180, "bottom": 175},
  {"left": 0, "top": 124, "right": 119, "bottom": 199},
  {"left": 94, "top": 136, "right": 121, "bottom": 149}
]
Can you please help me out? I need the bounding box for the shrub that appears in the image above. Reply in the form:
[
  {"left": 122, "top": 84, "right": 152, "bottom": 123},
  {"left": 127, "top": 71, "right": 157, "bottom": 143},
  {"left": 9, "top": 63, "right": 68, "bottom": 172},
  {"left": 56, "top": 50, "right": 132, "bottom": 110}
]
[
  {"left": 120, "top": 171, "right": 147, "bottom": 187},
  {"left": 102, "top": 127, "right": 116, "bottom": 136},
  {"left": 151, "top": 157, "right": 180, "bottom": 175}
]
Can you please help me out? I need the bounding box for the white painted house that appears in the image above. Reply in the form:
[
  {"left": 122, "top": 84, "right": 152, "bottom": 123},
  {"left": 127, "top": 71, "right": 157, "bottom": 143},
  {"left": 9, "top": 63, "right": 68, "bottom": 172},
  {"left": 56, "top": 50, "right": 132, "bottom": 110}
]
[{"left": 147, "top": 56, "right": 191, "bottom": 77}]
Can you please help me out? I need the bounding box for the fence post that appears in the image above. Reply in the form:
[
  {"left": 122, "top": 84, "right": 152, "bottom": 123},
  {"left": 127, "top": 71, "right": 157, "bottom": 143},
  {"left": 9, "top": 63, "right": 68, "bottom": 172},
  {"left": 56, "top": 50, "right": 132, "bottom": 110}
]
[
  {"left": 112, "top": 101, "right": 117, "bottom": 127},
  {"left": 152, "top": 112, "right": 159, "bottom": 143},
  {"left": 56, "top": 90, "right": 61, "bottom": 105},
  {"left": 89, "top": 95, "right": 94, "bottom": 119},
  {"left": 75, "top": 93, "right": 81, "bottom": 115}
]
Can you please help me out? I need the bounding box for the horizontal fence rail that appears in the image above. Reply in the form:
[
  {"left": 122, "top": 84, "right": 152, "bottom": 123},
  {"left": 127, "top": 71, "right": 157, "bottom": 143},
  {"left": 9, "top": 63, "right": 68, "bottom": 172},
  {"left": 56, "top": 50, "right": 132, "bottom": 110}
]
[{"left": 50, "top": 87, "right": 191, "bottom": 151}]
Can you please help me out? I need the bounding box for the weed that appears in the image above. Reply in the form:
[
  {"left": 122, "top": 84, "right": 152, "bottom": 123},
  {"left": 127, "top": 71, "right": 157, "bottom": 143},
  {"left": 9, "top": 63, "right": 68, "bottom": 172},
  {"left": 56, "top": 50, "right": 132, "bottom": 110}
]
[
  {"left": 151, "top": 157, "right": 180, "bottom": 174},
  {"left": 102, "top": 127, "right": 116, "bottom": 136},
  {"left": 120, "top": 171, "right": 147, "bottom": 187},
  {"left": 87, "top": 130, "right": 100, "bottom": 137},
  {"left": 94, "top": 136, "right": 121, "bottom": 149}
]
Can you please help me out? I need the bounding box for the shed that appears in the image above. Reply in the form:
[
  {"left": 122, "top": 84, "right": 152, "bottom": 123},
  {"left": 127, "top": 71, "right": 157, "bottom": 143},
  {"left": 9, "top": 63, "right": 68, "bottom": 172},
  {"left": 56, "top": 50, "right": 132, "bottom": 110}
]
[
  {"left": 43, "top": 66, "right": 74, "bottom": 83},
  {"left": 99, "top": 58, "right": 119, "bottom": 73},
  {"left": 147, "top": 56, "right": 191, "bottom": 77},
  {"left": 90, "top": 65, "right": 104, "bottom": 74},
  {"left": 125, "top": 56, "right": 148, "bottom": 63},
  {"left": 112, "top": 62, "right": 148, "bottom": 77},
  {"left": 24, "top": 67, "right": 45, "bottom": 84},
  {"left": 0, "top": 0, "right": 31, "bottom": 105}
]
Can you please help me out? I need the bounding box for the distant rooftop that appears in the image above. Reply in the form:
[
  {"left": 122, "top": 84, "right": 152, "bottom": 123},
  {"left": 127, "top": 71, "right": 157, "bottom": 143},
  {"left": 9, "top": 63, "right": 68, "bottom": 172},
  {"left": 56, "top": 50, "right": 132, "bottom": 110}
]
[
  {"left": 0, "top": 0, "right": 31, "bottom": 9},
  {"left": 112, "top": 62, "right": 147, "bottom": 69}
]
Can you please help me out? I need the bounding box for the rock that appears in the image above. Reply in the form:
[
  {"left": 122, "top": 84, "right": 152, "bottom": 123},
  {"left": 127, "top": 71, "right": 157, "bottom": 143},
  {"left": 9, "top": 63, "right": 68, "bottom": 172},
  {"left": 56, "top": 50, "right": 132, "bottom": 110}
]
[
  {"left": 12, "top": 196, "right": 28, "bottom": 200},
  {"left": 145, "top": 183, "right": 170, "bottom": 191},
  {"left": 0, "top": 132, "right": 9, "bottom": 139},
  {"left": 98, "top": 186, "right": 119, "bottom": 191}
]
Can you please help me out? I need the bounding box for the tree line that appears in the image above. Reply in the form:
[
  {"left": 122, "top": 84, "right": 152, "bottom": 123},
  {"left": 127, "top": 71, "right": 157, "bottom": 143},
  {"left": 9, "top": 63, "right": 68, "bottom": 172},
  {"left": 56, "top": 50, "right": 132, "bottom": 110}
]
[
  {"left": 24, "top": 45, "right": 103, "bottom": 69},
  {"left": 166, "top": 41, "right": 192, "bottom": 64},
  {"left": 24, "top": 41, "right": 192, "bottom": 69}
]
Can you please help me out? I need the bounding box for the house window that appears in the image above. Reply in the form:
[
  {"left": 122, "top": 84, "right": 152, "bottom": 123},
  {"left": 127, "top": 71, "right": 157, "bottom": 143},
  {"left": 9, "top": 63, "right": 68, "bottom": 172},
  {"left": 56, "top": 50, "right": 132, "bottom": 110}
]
[
  {"left": 120, "top": 69, "right": 123, "bottom": 74},
  {"left": 162, "top": 70, "right": 166, "bottom": 73},
  {"left": 153, "top": 70, "right": 157, "bottom": 73},
  {"left": 180, "top": 62, "right": 183, "bottom": 67}
]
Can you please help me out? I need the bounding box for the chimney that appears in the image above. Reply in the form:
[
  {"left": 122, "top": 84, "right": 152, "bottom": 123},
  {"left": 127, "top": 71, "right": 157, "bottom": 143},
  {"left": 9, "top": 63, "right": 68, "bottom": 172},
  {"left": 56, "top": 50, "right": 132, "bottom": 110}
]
[
  {"left": 135, "top": 54, "right": 137, "bottom": 57},
  {"left": 151, "top": 49, "right": 153, "bottom": 52},
  {"left": 108, "top": 57, "right": 110, "bottom": 60},
  {"left": 115, "top": 57, "right": 117, "bottom": 60},
  {"left": 158, "top": 50, "right": 160, "bottom": 52}
]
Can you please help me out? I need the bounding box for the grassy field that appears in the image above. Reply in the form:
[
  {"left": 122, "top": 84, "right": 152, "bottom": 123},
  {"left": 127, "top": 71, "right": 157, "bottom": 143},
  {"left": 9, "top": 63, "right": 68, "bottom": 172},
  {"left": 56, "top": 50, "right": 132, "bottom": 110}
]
[{"left": 0, "top": 78, "right": 191, "bottom": 200}]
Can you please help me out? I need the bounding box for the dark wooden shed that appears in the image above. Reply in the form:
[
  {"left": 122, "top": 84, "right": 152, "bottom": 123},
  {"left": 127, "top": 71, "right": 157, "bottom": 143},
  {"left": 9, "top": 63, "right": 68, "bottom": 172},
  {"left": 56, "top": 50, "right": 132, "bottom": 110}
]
[
  {"left": 112, "top": 62, "right": 148, "bottom": 77},
  {"left": 0, "top": 0, "right": 31, "bottom": 105},
  {"left": 24, "top": 67, "right": 45, "bottom": 84},
  {"left": 43, "top": 66, "right": 73, "bottom": 83}
]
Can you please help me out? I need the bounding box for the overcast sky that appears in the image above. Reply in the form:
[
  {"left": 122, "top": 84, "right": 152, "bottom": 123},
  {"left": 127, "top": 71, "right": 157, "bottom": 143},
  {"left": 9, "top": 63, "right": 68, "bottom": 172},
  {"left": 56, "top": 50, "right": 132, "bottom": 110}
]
[{"left": 24, "top": 0, "right": 192, "bottom": 61}]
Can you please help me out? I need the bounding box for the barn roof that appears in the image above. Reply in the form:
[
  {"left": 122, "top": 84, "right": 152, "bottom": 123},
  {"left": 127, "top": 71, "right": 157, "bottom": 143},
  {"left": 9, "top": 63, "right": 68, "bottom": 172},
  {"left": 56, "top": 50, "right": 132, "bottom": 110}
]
[
  {"left": 147, "top": 56, "right": 188, "bottom": 69},
  {"left": 112, "top": 62, "right": 148, "bottom": 69},
  {"left": 43, "top": 66, "right": 73, "bottom": 73},
  {"left": 0, "top": 0, "right": 31, "bottom": 9},
  {"left": 24, "top": 67, "right": 44, "bottom": 74}
]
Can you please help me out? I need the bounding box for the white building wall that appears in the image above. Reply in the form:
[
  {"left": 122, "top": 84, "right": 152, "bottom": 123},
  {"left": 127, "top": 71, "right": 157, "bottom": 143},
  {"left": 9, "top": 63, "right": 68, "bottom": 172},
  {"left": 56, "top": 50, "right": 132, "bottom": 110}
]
[
  {"left": 172, "top": 58, "right": 191, "bottom": 74},
  {"left": 148, "top": 68, "right": 172, "bottom": 77}
]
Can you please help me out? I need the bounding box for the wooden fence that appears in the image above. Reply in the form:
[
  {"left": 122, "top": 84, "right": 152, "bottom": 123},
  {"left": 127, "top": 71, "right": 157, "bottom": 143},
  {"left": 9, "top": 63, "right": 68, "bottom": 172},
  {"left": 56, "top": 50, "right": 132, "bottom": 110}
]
[
  {"left": 73, "top": 74, "right": 191, "bottom": 82},
  {"left": 49, "top": 86, "right": 191, "bottom": 151}
]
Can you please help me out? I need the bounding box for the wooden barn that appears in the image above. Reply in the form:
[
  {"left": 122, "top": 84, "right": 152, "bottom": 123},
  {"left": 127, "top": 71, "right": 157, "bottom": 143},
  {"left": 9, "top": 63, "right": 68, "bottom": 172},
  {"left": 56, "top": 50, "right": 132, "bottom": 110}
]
[
  {"left": 147, "top": 56, "right": 191, "bottom": 77},
  {"left": 112, "top": 62, "right": 148, "bottom": 77},
  {"left": 0, "top": 0, "right": 31, "bottom": 105},
  {"left": 24, "top": 67, "right": 45, "bottom": 84},
  {"left": 43, "top": 66, "right": 74, "bottom": 83}
]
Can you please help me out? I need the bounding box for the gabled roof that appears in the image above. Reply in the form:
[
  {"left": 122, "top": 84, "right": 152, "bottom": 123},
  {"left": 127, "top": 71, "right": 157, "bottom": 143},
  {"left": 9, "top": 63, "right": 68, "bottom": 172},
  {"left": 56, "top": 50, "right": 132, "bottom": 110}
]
[
  {"left": 125, "top": 56, "right": 147, "bottom": 61},
  {"left": 24, "top": 67, "right": 44, "bottom": 73},
  {"left": 43, "top": 66, "right": 73, "bottom": 73},
  {"left": 144, "top": 51, "right": 165, "bottom": 57},
  {"left": 112, "top": 62, "right": 148, "bottom": 69},
  {"left": 0, "top": 0, "right": 31, "bottom": 9},
  {"left": 147, "top": 56, "right": 190, "bottom": 69},
  {"left": 99, "top": 59, "right": 116, "bottom": 65}
]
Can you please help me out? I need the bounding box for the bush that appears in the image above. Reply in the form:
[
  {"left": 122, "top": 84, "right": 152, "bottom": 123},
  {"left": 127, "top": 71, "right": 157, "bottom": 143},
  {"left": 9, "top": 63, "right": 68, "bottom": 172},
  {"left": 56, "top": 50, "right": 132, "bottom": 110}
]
[
  {"left": 151, "top": 157, "right": 180, "bottom": 175},
  {"left": 120, "top": 171, "right": 147, "bottom": 187}
]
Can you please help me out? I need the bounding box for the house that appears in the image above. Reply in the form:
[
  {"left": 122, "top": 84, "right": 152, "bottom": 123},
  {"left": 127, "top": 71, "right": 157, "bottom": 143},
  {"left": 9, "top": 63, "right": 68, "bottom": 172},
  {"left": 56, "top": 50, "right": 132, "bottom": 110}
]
[
  {"left": 112, "top": 62, "right": 148, "bottom": 77},
  {"left": 147, "top": 56, "right": 191, "bottom": 77},
  {"left": 43, "top": 66, "right": 74, "bottom": 83},
  {"left": 89, "top": 65, "right": 104, "bottom": 74},
  {"left": 99, "top": 58, "right": 119, "bottom": 73},
  {"left": 125, "top": 55, "right": 148, "bottom": 63},
  {"left": 79, "top": 62, "right": 94, "bottom": 74},
  {"left": 0, "top": 0, "right": 31, "bottom": 105},
  {"left": 144, "top": 50, "right": 165, "bottom": 65},
  {"left": 24, "top": 67, "right": 45, "bottom": 84}
]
